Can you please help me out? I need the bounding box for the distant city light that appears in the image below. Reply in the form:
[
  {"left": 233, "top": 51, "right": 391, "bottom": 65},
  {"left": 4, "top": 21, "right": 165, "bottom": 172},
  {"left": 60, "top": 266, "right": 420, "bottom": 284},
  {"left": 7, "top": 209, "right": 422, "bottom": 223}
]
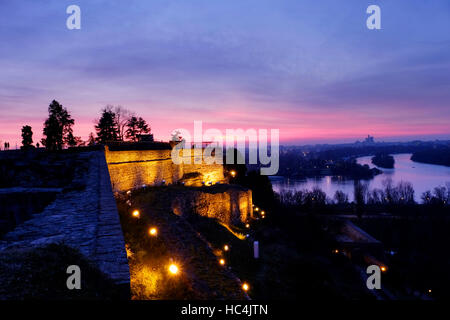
[
  {"left": 169, "top": 264, "right": 179, "bottom": 275},
  {"left": 245, "top": 223, "right": 250, "bottom": 228},
  {"left": 255, "top": 207, "right": 259, "bottom": 212},
  {"left": 219, "top": 259, "right": 225, "bottom": 265},
  {"left": 380, "top": 266, "right": 387, "bottom": 272},
  {"left": 230, "top": 170, "right": 236, "bottom": 177},
  {"left": 132, "top": 210, "right": 140, "bottom": 218},
  {"left": 334, "top": 249, "right": 339, "bottom": 254},
  {"left": 242, "top": 283, "right": 250, "bottom": 291},
  {"left": 149, "top": 227, "right": 157, "bottom": 236},
  {"left": 224, "top": 245, "right": 229, "bottom": 251}
]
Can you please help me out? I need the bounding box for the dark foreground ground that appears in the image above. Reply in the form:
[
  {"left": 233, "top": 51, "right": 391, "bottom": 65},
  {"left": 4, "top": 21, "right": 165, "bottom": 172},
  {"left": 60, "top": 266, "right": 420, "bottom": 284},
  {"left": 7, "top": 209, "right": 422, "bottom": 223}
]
[
  {"left": 0, "top": 243, "right": 120, "bottom": 300},
  {"left": 117, "top": 186, "right": 374, "bottom": 300}
]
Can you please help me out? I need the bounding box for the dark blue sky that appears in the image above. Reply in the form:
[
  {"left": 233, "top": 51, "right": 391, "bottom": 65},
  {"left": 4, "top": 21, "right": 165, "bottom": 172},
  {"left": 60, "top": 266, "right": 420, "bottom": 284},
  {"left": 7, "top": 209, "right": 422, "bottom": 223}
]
[{"left": 1, "top": 0, "right": 449, "bottom": 145}]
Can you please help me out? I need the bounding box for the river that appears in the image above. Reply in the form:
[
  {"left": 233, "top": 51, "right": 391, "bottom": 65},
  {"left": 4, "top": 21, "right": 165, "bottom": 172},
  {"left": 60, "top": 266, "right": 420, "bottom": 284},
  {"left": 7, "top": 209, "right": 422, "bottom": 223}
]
[{"left": 270, "top": 153, "right": 450, "bottom": 202}]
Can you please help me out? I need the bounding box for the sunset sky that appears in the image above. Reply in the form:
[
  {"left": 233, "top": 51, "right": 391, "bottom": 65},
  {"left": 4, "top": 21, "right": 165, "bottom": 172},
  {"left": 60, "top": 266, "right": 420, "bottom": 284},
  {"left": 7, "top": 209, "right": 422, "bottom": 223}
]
[{"left": 1, "top": 0, "right": 449, "bottom": 147}]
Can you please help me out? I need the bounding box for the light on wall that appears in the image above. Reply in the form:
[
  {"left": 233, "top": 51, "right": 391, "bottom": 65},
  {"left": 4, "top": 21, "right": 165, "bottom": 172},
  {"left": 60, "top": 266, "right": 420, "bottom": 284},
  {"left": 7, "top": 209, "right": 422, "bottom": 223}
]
[
  {"left": 168, "top": 263, "right": 179, "bottom": 275},
  {"left": 132, "top": 210, "right": 140, "bottom": 218},
  {"left": 149, "top": 227, "right": 157, "bottom": 236}
]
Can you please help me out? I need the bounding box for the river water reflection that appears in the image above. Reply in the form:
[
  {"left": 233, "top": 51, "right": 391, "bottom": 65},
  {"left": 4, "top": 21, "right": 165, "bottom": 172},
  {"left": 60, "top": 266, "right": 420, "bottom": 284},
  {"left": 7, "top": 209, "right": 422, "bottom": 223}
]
[{"left": 270, "top": 154, "right": 450, "bottom": 202}]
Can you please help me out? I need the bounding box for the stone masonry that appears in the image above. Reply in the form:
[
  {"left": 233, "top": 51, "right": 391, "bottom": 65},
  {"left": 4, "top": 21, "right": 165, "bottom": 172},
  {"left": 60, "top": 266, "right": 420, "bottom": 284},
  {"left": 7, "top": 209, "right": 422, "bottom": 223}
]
[{"left": 0, "top": 151, "right": 130, "bottom": 290}]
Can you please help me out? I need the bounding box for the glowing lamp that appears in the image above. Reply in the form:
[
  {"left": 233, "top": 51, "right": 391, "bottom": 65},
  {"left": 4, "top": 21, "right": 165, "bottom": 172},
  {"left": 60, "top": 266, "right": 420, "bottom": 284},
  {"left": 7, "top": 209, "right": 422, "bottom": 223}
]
[
  {"left": 242, "top": 283, "right": 250, "bottom": 292},
  {"left": 428, "top": 289, "right": 432, "bottom": 293},
  {"left": 245, "top": 223, "right": 250, "bottom": 228},
  {"left": 219, "top": 259, "right": 225, "bottom": 265},
  {"left": 149, "top": 227, "right": 157, "bottom": 236},
  {"left": 169, "top": 264, "right": 179, "bottom": 275},
  {"left": 380, "top": 266, "right": 387, "bottom": 272},
  {"left": 255, "top": 207, "right": 259, "bottom": 212},
  {"left": 230, "top": 170, "right": 236, "bottom": 177},
  {"left": 132, "top": 210, "right": 140, "bottom": 218},
  {"left": 224, "top": 245, "right": 229, "bottom": 251},
  {"left": 261, "top": 211, "right": 265, "bottom": 215},
  {"left": 334, "top": 249, "right": 339, "bottom": 254}
]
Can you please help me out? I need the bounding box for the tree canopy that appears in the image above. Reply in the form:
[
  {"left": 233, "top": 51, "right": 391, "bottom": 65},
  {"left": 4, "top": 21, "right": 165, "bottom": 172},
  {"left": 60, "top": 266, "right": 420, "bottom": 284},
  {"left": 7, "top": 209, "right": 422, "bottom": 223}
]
[
  {"left": 42, "top": 100, "right": 74, "bottom": 151},
  {"left": 95, "top": 107, "right": 119, "bottom": 143},
  {"left": 21, "top": 125, "right": 33, "bottom": 149},
  {"left": 126, "top": 116, "right": 151, "bottom": 142}
]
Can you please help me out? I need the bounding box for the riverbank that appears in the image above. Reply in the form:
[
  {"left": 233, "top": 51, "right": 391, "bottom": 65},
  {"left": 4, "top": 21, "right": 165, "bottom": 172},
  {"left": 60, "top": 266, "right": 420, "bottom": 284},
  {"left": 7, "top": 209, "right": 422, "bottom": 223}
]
[{"left": 411, "top": 148, "right": 450, "bottom": 167}]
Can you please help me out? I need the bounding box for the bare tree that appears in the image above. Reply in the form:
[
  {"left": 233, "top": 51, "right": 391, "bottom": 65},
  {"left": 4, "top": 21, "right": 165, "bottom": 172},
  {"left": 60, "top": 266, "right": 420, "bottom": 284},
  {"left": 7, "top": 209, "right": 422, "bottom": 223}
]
[
  {"left": 334, "top": 190, "right": 349, "bottom": 205},
  {"left": 113, "top": 106, "right": 133, "bottom": 141},
  {"left": 397, "top": 181, "right": 415, "bottom": 204}
]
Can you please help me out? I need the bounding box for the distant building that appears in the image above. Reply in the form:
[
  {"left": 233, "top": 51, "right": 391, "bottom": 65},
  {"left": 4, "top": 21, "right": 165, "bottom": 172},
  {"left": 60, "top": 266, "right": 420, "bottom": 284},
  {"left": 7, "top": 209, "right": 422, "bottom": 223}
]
[
  {"left": 364, "top": 135, "right": 375, "bottom": 144},
  {"left": 354, "top": 135, "right": 375, "bottom": 145},
  {"left": 136, "top": 134, "right": 154, "bottom": 142}
]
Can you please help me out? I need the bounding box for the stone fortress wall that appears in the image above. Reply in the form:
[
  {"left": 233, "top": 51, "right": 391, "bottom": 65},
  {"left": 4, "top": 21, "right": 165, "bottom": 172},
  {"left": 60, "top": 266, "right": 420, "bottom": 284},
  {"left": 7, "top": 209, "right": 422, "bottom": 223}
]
[
  {"left": 105, "top": 146, "right": 226, "bottom": 191},
  {"left": 170, "top": 185, "right": 253, "bottom": 226},
  {"left": 105, "top": 145, "right": 253, "bottom": 225},
  {"left": 0, "top": 144, "right": 253, "bottom": 296},
  {"left": 0, "top": 150, "right": 130, "bottom": 293}
]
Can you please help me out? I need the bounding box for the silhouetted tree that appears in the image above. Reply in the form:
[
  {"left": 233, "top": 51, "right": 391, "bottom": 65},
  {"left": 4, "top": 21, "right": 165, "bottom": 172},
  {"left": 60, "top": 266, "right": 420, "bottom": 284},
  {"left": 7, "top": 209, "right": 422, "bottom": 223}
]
[
  {"left": 95, "top": 107, "right": 119, "bottom": 143},
  {"left": 397, "top": 181, "right": 415, "bottom": 204},
  {"left": 42, "top": 100, "right": 74, "bottom": 151},
  {"left": 66, "top": 130, "right": 83, "bottom": 147},
  {"left": 421, "top": 190, "right": 432, "bottom": 205},
  {"left": 87, "top": 132, "right": 96, "bottom": 146},
  {"left": 223, "top": 148, "right": 247, "bottom": 183},
  {"left": 113, "top": 106, "right": 133, "bottom": 141},
  {"left": 421, "top": 186, "right": 450, "bottom": 208},
  {"left": 240, "top": 170, "right": 276, "bottom": 212},
  {"left": 354, "top": 180, "right": 368, "bottom": 218},
  {"left": 334, "top": 190, "right": 349, "bottom": 205},
  {"left": 126, "top": 116, "right": 150, "bottom": 141},
  {"left": 367, "top": 188, "right": 384, "bottom": 205},
  {"left": 21, "top": 125, "right": 34, "bottom": 149}
]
